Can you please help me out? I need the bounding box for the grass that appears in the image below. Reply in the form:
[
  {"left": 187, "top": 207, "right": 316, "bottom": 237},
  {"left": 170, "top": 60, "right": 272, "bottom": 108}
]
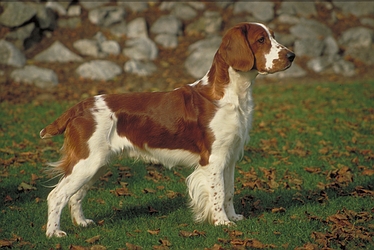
[{"left": 0, "top": 81, "right": 373, "bottom": 249}]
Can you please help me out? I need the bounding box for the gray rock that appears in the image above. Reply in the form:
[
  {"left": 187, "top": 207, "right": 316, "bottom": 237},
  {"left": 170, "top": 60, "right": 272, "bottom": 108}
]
[
  {"left": 360, "top": 18, "right": 374, "bottom": 27},
  {"left": 79, "top": 0, "right": 110, "bottom": 10},
  {"left": 233, "top": 2, "right": 275, "bottom": 22},
  {"left": 10, "top": 65, "right": 58, "bottom": 88},
  {"left": 277, "top": 2, "right": 317, "bottom": 17},
  {"left": 332, "top": 59, "right": 356, "bottom": 77},
  {"left": 74, "top": 39, "right": 101, "bottom": 57},
  {"left": 159, "top": 2, "right": 176, "bottom": 11},
  {"left": 45, "top": 1, "right": 67, "bottom": 16},
  {"left": 57, "top": 17, "right": 82, "bottom": 29},
  {"left": 101, "top": 40, "right": 121, "bottom": 56},
  {"left": 215, "top": 1, "right": 234, "bottom": 9},
  {"left": 126, "top": 17, "right": 147, "bottom": 38},
  {"left": 88, "top": 6, "right": 126, "bottom": 27},
  {"left": 67, "top": 5, "right": 81, "bottom": 17},
  {"left": 28, "top": 2, "right": 56, "bottom": 30},
  {"left": 277, "top": 14, "right": 300, "bottom": 24},
  {"left": 274, "top": 33, "right": 296, "bottom": 47},
  {"left": 332, "top": 1, "right": 374, "bottom": 17},
  {"left": 345, "top": 45, "right": 374, "bottom": 65},
  {"left": 6, "top": 23, "right": 35, "bottom": 44},
  {"left": 188, "top": 2, "right": 206, "bottom": 10},
  {"left": 0, "top": 40, "right": 26, "bottom": 68},
  {"left": 171, "top": 3, "right": 197, "bottom": 21},
  {"left": 339, "top": 27, "right": 374, "bottom": 49},
  {"left": 119, "top": 2, "right": 148, "bottom": 13},
  {"left": 123, "top": 37, "right": 158, "bottom": 61},
  {"left": 34, "top": 41, "right": 83, "bottom": 62},
  {"left": 124, "top": 59, "right": 157, "bottom": 76},
  {"left": 307, "top": 55, "right": 339, "bottom": 73},
  {"left": 110, "top": 20, "right": 127, "bottom": 38},
  {"left": 185, "top": 36, "right": 222, "bottom": 78},
  {"left": 155, "top": 34, "right": 178, "bottom": 49},
  {"left": 294, "top": 38, "right": 325, "bottom": 57},
  {"left": 0, "top": 2, "right": 36, "bottom": 27},
  {"left": 323, "top": 36, "right": 339, "bottom": 56},
  {"left": 290, "top": 19, "right": 332, "bottom": 39},
  {"left": 203, "top": 11, "right": 222, "bottom": 34},
  {"left": 307, "top": 57, "right": 330, "bottom": 73},
  {"left": 150, "top": 15, "right": 182, "bottom": 35},
  {"left": 76, "top": 60, "right": 122, "bottom": 80},
  {"left": 188, "top": 36, "right": 222, "bottom": 52},
  {"left": 93, "top": 32, "right": 106, "bottom": 44},
  {"left": 74, "top": 32, "right": 120, "bottom": 58}
]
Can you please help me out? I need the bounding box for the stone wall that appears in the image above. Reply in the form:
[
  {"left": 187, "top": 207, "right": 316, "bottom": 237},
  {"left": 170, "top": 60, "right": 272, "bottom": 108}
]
[{"left": 1, "top": 1, "right": 374, "bottom": 88}]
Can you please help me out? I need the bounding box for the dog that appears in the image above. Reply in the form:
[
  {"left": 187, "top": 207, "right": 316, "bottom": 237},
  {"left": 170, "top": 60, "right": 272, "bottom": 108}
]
[{"left": 41, "top": 22, "right": 295, "bottom": 237}]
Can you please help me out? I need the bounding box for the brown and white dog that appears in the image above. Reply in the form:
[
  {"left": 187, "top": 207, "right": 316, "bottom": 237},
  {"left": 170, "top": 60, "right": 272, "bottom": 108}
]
[{"left": 41, "top": 22, "right": 295, "bottom": 237}]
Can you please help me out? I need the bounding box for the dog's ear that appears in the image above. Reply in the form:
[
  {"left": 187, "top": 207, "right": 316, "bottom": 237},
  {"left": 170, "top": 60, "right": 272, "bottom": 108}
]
[{"left": 219, "top": 24, "right": 254, "bottom": 72}]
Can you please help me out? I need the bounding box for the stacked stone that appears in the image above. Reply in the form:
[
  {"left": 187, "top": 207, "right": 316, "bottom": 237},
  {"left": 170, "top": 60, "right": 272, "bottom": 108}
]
[{"left": 0, "top": 1, "right": 373, "bottom": 88}]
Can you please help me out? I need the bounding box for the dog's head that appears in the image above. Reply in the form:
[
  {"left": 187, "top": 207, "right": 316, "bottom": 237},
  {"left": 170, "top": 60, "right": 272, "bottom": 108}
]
[{"left": 219, "top": 22, "right": 295, "bottom": 74}]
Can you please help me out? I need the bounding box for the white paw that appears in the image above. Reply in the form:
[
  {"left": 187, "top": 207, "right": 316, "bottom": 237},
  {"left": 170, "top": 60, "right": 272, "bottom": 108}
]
[
  {"left": 75, "top": 218, "right": 95, "bottom": 227},
  {"left": 228, "top": 214, "right": 245, "bottom": 221},
  {"left": 46, "top": 229, "right": 67, "bottom": 238},
  {"left": 214, "top": 220, "right": 236, "bottom": 227}
]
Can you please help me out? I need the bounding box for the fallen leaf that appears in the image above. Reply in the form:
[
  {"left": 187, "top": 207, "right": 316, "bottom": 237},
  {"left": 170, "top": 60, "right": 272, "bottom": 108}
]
[
  {"left": 143, "top": 188, "right": 156, "bottom": 194},
  {"left": 271, "top": 207, "right": 286, "bottom": 213},
  {"left": 0, "top": 239, "right": 14, "bottom": 248},
  {"left": 69, "top": 245, "right": 87, "bottom": 250},
  {"left": 159, "top": 238, "right": 171, "bottom": 247},
  {"left": 17, "top": 182, "right": 36, "bottom": 192},
  {"left": 304, "top": 167, "right": 322, "bottom": 174},
  {"left": 179, "top": 230, "right": 206, "bottom": 238},
  {"left": 125, "top": 242, "right": 143, "bottom": 250},
  {"left": 90, "top": 245, "right": 106, "bottom": 250},
  {"left": 148, "top": 206, "right": 158, "bottom": 215},
  {"left": 85, "top": 235, "right": 100, "bottom": 244},
  {"left": 147, "top": 229, "right": 160, "bottom": 235}
]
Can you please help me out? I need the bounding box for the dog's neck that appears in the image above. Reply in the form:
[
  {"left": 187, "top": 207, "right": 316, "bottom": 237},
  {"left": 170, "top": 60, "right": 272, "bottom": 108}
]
[{"left": 192, "top": 52, "right": 257, "bottom": 103}]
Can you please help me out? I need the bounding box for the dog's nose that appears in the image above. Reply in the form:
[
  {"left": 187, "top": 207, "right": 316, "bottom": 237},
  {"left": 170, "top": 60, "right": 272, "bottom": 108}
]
[{"left": 287, "top": 52, "right": 295, "bottom": 62}]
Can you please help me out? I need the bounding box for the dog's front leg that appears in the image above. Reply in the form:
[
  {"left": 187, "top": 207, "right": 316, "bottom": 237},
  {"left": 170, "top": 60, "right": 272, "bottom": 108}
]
[
  {"left": 187, "top": 164, "right": 234, "bottom": 226},
  {"left": 208, "top": 167, "right": 235, "bottom": 226},
  {"left": 223, "top": 162, "right": 244, "bottom": 221}
]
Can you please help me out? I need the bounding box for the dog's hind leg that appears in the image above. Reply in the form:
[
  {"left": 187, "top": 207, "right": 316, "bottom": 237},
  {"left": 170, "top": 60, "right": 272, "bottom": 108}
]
[
  {"left": 69, "top": 167, "right": 106, "bottom": 227},
  {"left": 46, "top": 159, "right": 106, "bottom": 238}
]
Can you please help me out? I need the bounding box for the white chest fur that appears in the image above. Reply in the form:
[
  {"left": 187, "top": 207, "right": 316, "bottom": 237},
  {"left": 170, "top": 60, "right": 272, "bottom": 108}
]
[{"left": 208, "top": 68, "right": 256, "bottom": 166}]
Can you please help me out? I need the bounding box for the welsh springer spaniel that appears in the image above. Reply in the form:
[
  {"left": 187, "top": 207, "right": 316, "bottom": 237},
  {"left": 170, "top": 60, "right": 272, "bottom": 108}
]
[{"left": 41, "top": 22, "right": 295, "bottom": 237}]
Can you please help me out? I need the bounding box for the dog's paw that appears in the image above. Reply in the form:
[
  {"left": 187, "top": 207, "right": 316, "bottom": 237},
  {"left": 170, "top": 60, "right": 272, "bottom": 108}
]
[
  {"left": 76, "top": 218, "right": 95, "bottom": 227},
  {"left": 214, "top": 220, "right": 236, "bottom": 227},
  {"left": 228, "top": 214, "right": 245, "bottom": 221},
  {"left": 46, "top": 229, "right": 67, "bottom": 238}
]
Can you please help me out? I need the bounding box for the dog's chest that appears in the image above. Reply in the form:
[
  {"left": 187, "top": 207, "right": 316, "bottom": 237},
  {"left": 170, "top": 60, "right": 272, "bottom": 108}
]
[{"left": 209, "top": 87, "right": 254, "bottom": 152}]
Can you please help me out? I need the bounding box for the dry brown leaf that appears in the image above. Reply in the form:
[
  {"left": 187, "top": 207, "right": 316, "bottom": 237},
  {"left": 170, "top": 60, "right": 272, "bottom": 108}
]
[
  {"left": 69, "top": 245, "right": 88, "bottom": 250},
  {"left": 271, "top": 207, "right": 286, "bottom": 213},
  {"left": 0, "top": 239, "right": 14, "bottom": 248},
  {"left": 85, "top": 235, "right": 100, "bottom": 244},
  {"left": 159, "top": 238, "right": 172, "bottom": 247},
  {"left": 179, "top": 230, "right": 205, "bottom": 238},
  {"left": 90, "top": 245, "right": 106, "bottom": 250},
  {"left": 125, "top": 242, "right": 143, "bottom": 250},
  {"left": 147, "top": 228, "right": 160, "bottom": 235},
  {"left": 304, "top": 167, "right": 322, "bottom": 174},
  {"left": 143, "top": 188, "right": 156, "bottom": 194}
]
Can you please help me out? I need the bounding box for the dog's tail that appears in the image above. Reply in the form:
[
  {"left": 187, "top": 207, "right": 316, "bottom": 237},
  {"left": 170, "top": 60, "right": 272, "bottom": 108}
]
[{"left": 40, "top": 97, "right": 95, "bottom": 139}]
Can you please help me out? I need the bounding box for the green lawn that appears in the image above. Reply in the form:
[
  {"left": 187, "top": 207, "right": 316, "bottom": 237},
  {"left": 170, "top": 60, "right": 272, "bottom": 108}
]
[{"left": 1, "top": 81, "right": 373, "bottom": 249}]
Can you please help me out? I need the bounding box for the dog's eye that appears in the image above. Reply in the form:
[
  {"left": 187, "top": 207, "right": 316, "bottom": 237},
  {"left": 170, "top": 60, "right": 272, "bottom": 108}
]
[{"left": 258, "top": 37, "right": 265, "bottom": 44}]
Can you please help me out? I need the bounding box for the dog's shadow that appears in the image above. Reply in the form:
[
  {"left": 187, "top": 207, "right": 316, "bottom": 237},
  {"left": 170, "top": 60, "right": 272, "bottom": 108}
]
[{"left": 94, "top": 194, "right": 188, "bottom": 227}]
